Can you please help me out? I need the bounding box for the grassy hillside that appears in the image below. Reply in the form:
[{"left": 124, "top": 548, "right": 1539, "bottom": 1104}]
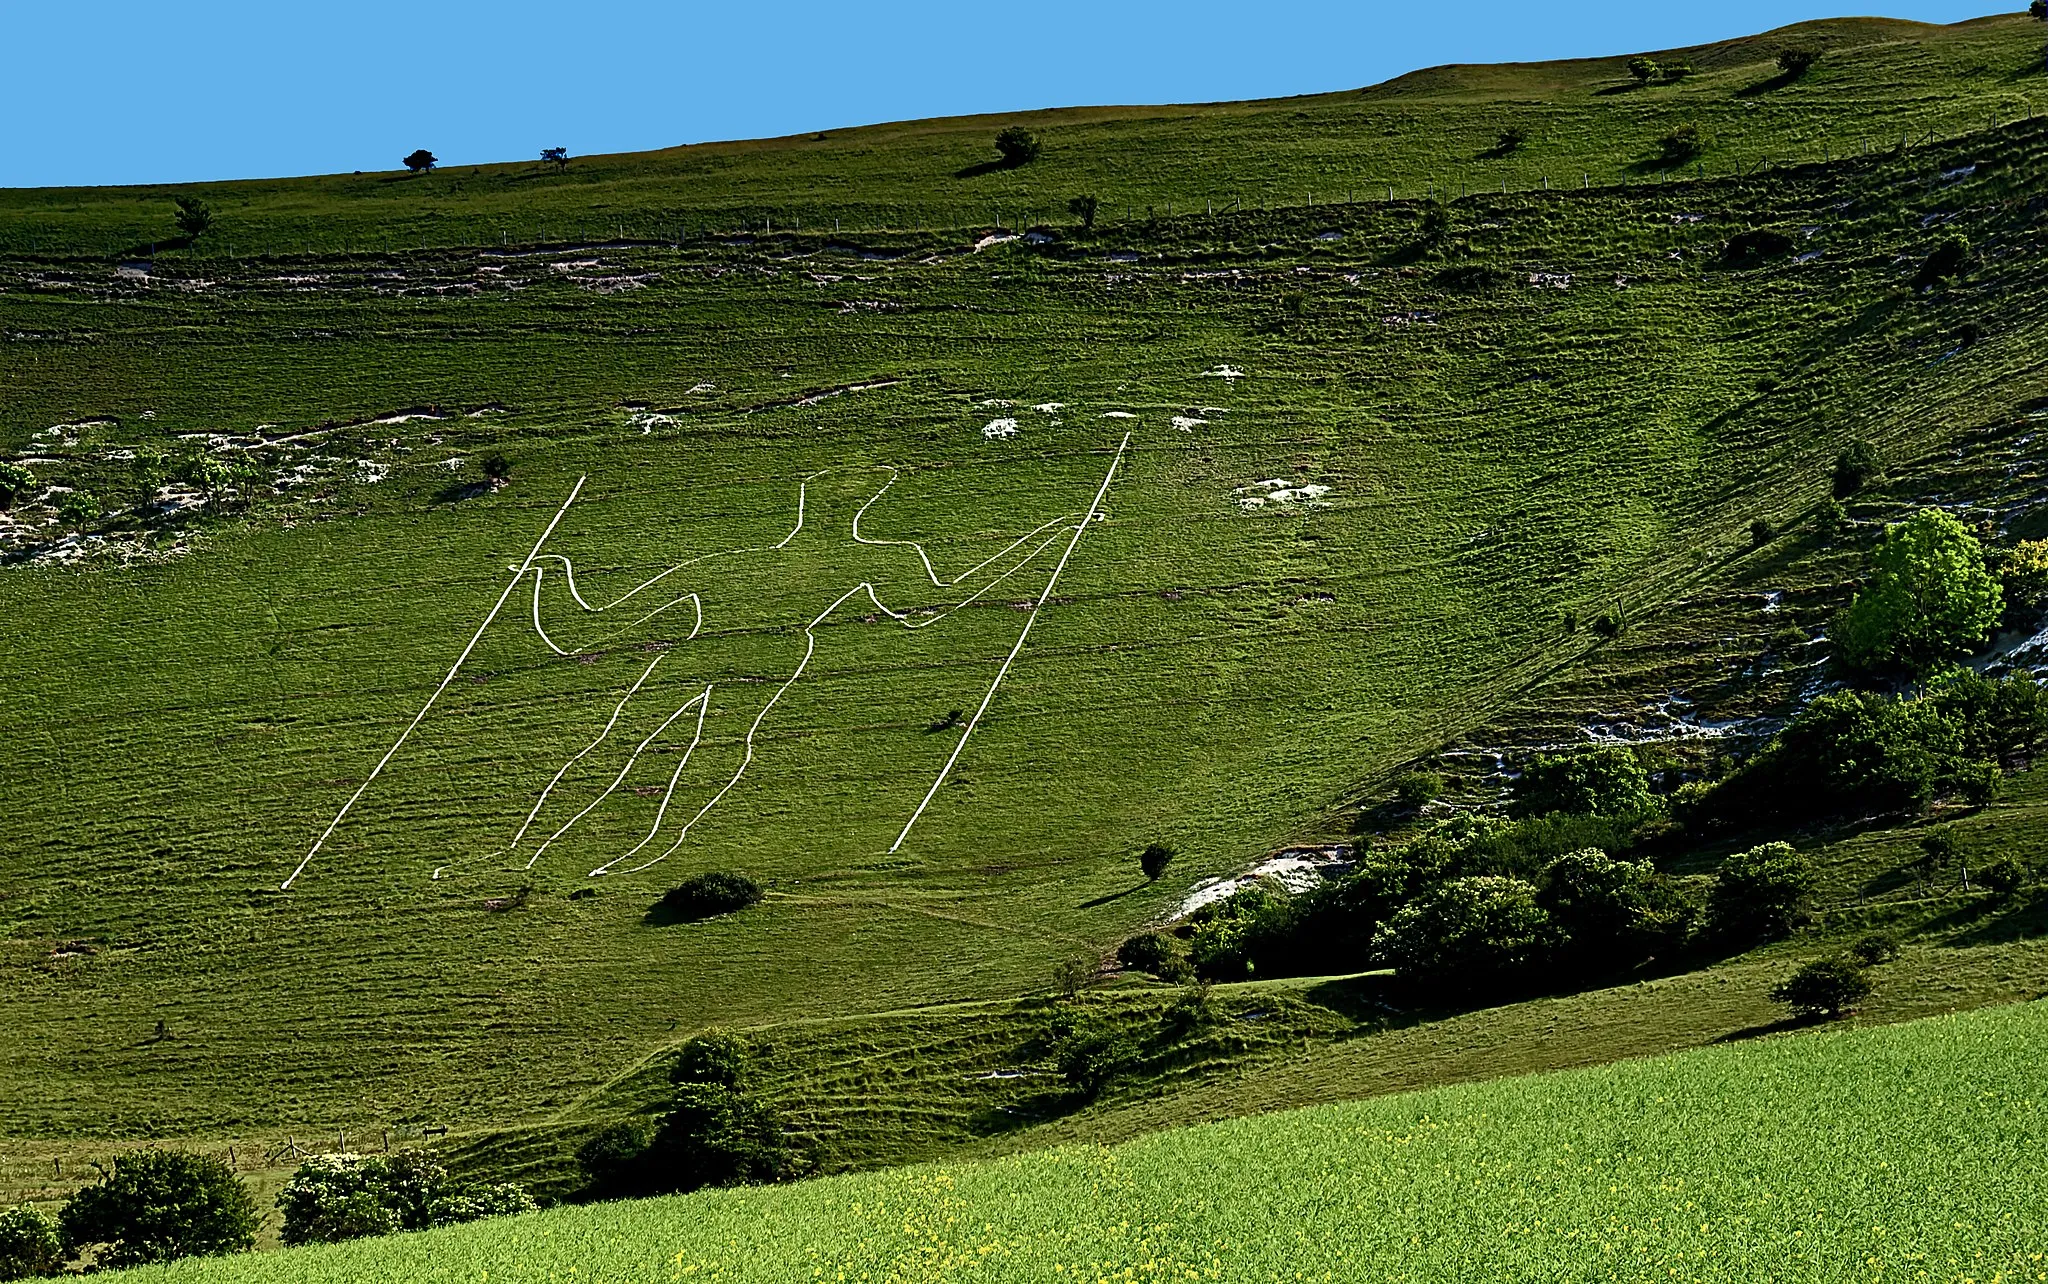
[
  {"left": 108, "top": 1000, "right": 2048, "bottom": 1281},
  {"left": 5, "top": 9, "right": 2048, "bottom": 1236},
  {"left": 0, "top": 16, "right": 2040, "bottom": 255}
]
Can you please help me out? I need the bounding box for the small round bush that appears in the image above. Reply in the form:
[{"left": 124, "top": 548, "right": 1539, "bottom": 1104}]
[
  {"left": 59, "top": 1150, "right": 256, "bottom": 1268},
  {"left": 0, "top": 462, "right": 36, "bottom": 514},
  {"left": 1833, "top": 440, "right": 1882, "bottom": 497},
  {"left": 1770, "top": 956, "right": 1871, "bottom": 1021},
  {"left": 1749, "top": 517, "right": 1776, "bottom": 547},
  {"left": 1849, "top": 931, "right": 1902, "bottom": 966},
  {"left": 1979, "top": 856, "right": 2028, "bottom": 897},
  {"left": 1055, "top": 1028, "right": 1133, "bottom": 1097},
  {"left": 671, "top": 1033, "right": 753, "bottom": 1088},
  {"left": 994, "top": 127, "right": 1041, "bottom": 167},
  {"left": 1138, "top": 843, "right": 1176, "bottom": 881},
  {"left": 657, "top": 872, "right": 762, "bottom": 921},
  {"left": 576, "top": 1119, "right": 654, "bottom": 1198},
  {"left": 1393, "top": 770, "right": 1444, "bottom": 809},
  {"left": 0, "top": 1205, "right": 63, "bottom": 1280},
  {"left": 1116, "top": 931, "right": 1187, "bottom": 980}
]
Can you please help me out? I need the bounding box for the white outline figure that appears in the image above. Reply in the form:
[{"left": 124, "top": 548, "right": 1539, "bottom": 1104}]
[{"left": 287, "top": 434, "right": 1131, "bottom": 889}]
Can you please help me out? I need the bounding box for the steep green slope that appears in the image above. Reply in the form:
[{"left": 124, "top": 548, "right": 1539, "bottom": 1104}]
[
  {"left": 4, "top": 12, "right": 2048, "bottom": 1220},
  {"left": 110, "top": 1001, "right": 2048, "bottom": 1282}
]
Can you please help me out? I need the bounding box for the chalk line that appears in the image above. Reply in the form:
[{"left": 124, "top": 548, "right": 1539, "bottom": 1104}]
[
  {"left": 284, "top": 476, "right": 586, "bottom": 891},
  {"left": 888, "top": 432, "right": 1131, "bottom": 854}
]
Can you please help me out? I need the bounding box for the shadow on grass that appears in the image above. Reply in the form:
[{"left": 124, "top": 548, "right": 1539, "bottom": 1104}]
[
  {"left": 1734, "top": 71, "right": 1804, "bottom": 99},
  {"left": 1714, "top": 1012, "right": 1828, "bottom": 1043},
  {"left": 1078, "top": 883, "right": 1150, "bottom": 910},
  {"left": 954, "top": 159, "right": 1024, "bottom": 180}
]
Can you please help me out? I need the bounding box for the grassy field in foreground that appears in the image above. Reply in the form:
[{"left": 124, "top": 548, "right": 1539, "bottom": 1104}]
[{"left": 114, "top": 1001, "right": 2048, "bottom": 1283}]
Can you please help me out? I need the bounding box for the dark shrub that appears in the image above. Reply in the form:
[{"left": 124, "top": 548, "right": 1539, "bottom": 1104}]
[
  {"left": 1708, "top": 841, "right": 1813, "bottom": 941},
  {"left": 575, "top": 1119, "right": 655, "bottom": 1198},
  {"left": 1770, "top": 956, "right": 1870, "bottom": 1020},
  {"left": 1186, "top": 883, "right": 1298, "bottom": 981},
  {"left": 403, "top": 149, "right": 437, "bottom": 173},
  {"left": 0, "top": 1206, "right": 62, "bottom": 1280},
  {"left": 2000, "top": 539, "right": 2048, "bottom": 612},
  {"left": 657, "top": 872, "right": 762, "bottom": 921},
  {"left": 1913, "top": 236, "right": 1969, "bottom": 288},
  {"left": 172, "top": 195, "right": 214, "bottom": 240},
  {"left": 1393, "top": 770, "right": 1443, "bottom": 809},
  {"left": 1055, "top": 1027, "right": 1134, "bottom": 1097},
  {"left": 1066, "top": 195, "right": 1099, "bottom": 229},
  {"left": 59, "top": 1150, "right": 257, "bottom": 1268},
  {"left": 1139, "top": 843, "right": 1176, "bottom": 881},
  {"left": 482, "top": 453, "right": 512, "bottom": 483},
  {"left": 672, "top": 1033, "right": 753, "bottom": 1089},
  {"left": 1117, "top": 931, "right": 1188, "bottom": 980},
  {"left": 1494, "top": 127, "right": 1528, "bottom": 154},
  {"left": 642, "top": 1084, "right": 795, "bottom": 1194},
  {"left": 1979, "top": 857, "right": 2028, "bottom": 897},
  {"left": 1833, "top": 440, "right": 1882, "bottom": 497},
  {"left": 1661, "top": 60, "right": 1694, "bottom": 80},
  {"left": 994, "top": 127, "right": 1041, "bottom": 167},
  {"left": 1371, "top": 875, "right": 1556, "bottom": 992},
  {"left": 0, "top": 462, "right": 37, "bottom": 514},
  {"left": 1509, "top": 746, "right": 1653, "bottom": 820},
  {"left": 1749, "top": 517, "right": 1776, "bottom": 547},
  {"left": 1849, "top": 931, "right": 1902, "bottom": 966},
  {"left": 1723, "top": 229, "right": 1795, "bottom": 263},
  {"left": 1658, "top": 126, "right": 1702, "bottom": 164},
  {"left": 1591, "top": 610, "right": 1624, "bottom": 638},
  {"left": 1776, "top": 48, "right": 1819, "bottom": 77},
  {"left": 1538, "top": 848, "right": 1691, "bottom": 972},
  {"left": 1626, "top": 56, "right": 1659, "bottom": 83}
]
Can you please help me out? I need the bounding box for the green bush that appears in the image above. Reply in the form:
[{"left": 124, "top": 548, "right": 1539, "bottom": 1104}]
[
  {"left": 1371, "top": 875, "right": 1556, "bottom": 991},
  {"left": 1393, "top": 770, "right": 1444, "bottom": 809},
  {"left": 1657, "top": 126, "right": 1702, "bottom": 164},
  {"left": 1776, "top": 48, "right": 1819, "bottom": 77},
  {"left": 1723, "top": 230, "right": 1795, "bottom": 263},
  {"left": 1661, "top": 60, "right": 1694, "bottom": 80},
  {"left": 1913, "top": 236, "right": 1970, "bottom": 289},
  {"left": 1116, "top": 931, "right": 1188, "bottom": 980},
  {"left": 1770, "top": 956, "right": 1870, "bottom": 1020},
  {"left": 576, "top": 1119, "right": 655, "bottom": 1199},
  {"left": 0, "top": 462, "right": 35, "bottom": 513},
  {"left": 656, "top": 872, "right": 762, "bottom": 921},
  {"left": 277, "top": 1151, "right": 533, "bottom": 1245},
  {"left": 1055, "top": 1027, "right": 1134, "bottom": 1097},
  {"left": 1186, "top": 883, "right": 1298, "bottom": 981},
  {"left": 1999, "top": 539, "right": 2048, "bottom": 612},
  {"left": 994, "top": 127, "right": 1041, "bottom": 167},
  {"left": 1509, "top": 746, "right": 1653, "bottom": 820},
  {"left": 672, "top": 1033, "right": 754, "bottom": 1089},
  {"left": 55, "top": 490, "right": 101, "bottom": 533},
  {"left": 1709, "top": 842, "right": 1813, "bottom": 942},
  {"left": 1837, "top": 509, "right": 2002, "bottom": 674},
  {"left": 1065, "top": 195, "right": 1099, "bottom": 229},
  {"left": 1538, "top": 848, "right": 1693, "bottom": 972},
  {"left": 1979, "top": 857, "right": 2028, "bottom": 897},
  {"left": 1832, "top": 440, "right": 1883, "bottom": 497},
  {"left": 642, "top": 1082, "right": 796, "bottom": 1194},
  {"left": 1626, "top": 56, "right": 1660, "bottom": 82},
  {"left": 1749, "top": 517, "right": 1776, "bottom": 547},
  {"left": 1849, "top": 931, "right": 1902, "bottom": 966},
  {"left": 0, "top": 1206, "right": 62, "bottom": 1280},
  {"left": 59, "top": 1150, "right": 256, "bottom": 1268},
  {"left": 1139, "top": 843, "right": 1176, "bottom": 881}
]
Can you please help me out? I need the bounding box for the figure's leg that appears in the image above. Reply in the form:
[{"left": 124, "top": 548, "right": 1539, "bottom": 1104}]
[{"left": 529, "top": 684, "right": 712, "bottom": 872}]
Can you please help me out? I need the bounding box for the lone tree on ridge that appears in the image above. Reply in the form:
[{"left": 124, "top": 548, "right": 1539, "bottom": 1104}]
[
  {"left": 403, "top": 149, "right": 438, "bottom": 173},
  {"left": 994, "top": 127, "right": 1041, "bottom": 168},
  {"left": 172, "top": 195, "right": 214, "bottom": 240},
  {"left": 542, "top": 147, "right": 570, "bottom": 171}
]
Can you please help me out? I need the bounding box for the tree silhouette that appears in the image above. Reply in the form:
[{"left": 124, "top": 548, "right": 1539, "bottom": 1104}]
[
  {"left": 541, "top": 147, "right": 570, "bottom": 171},
  {"left": 1066, "top": 195, "right": 1099, "bottom": 229},
  {"left": 172, "top": 195, "right": 214, "bottom": 240},
  {"left": 403, "top": 149, "right": 438, "bottom": 173},
  {"left": 994, "top": 127, "right": 1041, "bottom": 168}
]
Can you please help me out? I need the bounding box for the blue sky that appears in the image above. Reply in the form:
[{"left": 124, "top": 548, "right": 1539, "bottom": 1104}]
[{"left": 6, "top": 1, "right": 2000, "bottom": 188}]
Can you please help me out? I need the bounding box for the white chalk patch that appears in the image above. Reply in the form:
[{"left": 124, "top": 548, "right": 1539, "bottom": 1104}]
[
  {"left": 1171, "top": 416, "right": 1207, "bottom": 432},
  {"left": 1100, "top": 411, "right": 1137, "bottom": 419},
  {"left": 353, "top": 461, "right": 389, "bottom": 484},
  {"left": 687, "top": 383, "right": 717, "bottom": 394},
  {"left": 1023, "top": 231, "right": 1054, "bottom": 245},
  {"left": 1315, "top": 231, "right": 1344, "bottom": 241},
  {"left": 372, "top": 412, "right": 448, "bottom": 426},
  {"left": 1200, "top": 365, "right": 1244, "bottom": 381},
  {"left": 1529, "top": 272, "right": 1573, "bottom": 290},
  {"left": 1032, "top": 402, "right": 1065, "bottom": 414},
  {"left": 1107, "top": 252, "right": 1140, "bottom": 263},
  {"left": 1175, "top": 850, "right": 1348, "bottom": 919},
  {"left": 982, "top": 418, "right": 1020, "bottom": 439},
  {"left": 977, "top": 398, "right": 1014, "bottom": 409},
  {"left": 974, "top": 233, "right": 1019, "bottom": 251}
]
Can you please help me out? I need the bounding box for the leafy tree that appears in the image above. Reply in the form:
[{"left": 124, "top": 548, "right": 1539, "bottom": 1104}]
[
  {"left": 1749, "top": 517, "right": 1775, "bottom": 547},
  {"left": 2034, "top": 0, "right": 2046, "bottom": 19},
  {"left": 1066, "top": 195, "right": 1099, "bottom": 229},
  {"left": 541, "top": 147, "right": 570, "bottom": 171},
  {"left": 0, "top": 1206, "right": 62, "bottom": 1280},
  {"left": 1509, "top": 746, "right": 1653, "bottom": 819},
  {"left": 671, "top": 1033, "right": 752, "bottom": 1089},
  {"left": 1371, "top": 875, "right": 1556, "bottom": 991},
  {"left": 1186, "top": 882, "right": 1298, "bottom": 980},
  {"left": 1494, "top": 126, "right": 1528, "bottom": 154},
  {"left": 55, "top": 490, "right": 102, "bottom": 534},
  {"left": 403, "top": 149, "right": 438, "bottom": 173},
  {"left": 642, "top": 1086, "right": 793, "bottom": 1193},
  {"left": 993, "top": 127, "right": 1041, "bottom": 168},
  {"left": 1914, "top": 236, "right": 1970, "bottom": 288},
  {"left": 1661, "top": 60, "right": 1694, "bottom": 80},
  {"left": 1770, "top": 956, "right": 1870, "bottom": 1020},
  {"left": 1393, "top": 770, "right": 1443, "bottom": 809},
  {"left": 172, "top": 195, "right": 215, "bottom": 240},
  {"left": 59, "top": 1150, "right": 256, "bottom": 1268},
  {"left": 276, "top": 1151, "right": 530, "bottom": 1246},
  {"left": 1626, "top": 56, "right": 1660, "bottom": 83},
  {"left": 0, "top": 462, "right": 36, "bottom": 513},
  {"left": 1921, "top": 826, "right": 1966, "bottom": 890},
  {"left": 1139, "top": 842, "right": 1175, "bottom": 881},
  {"left": 1776, "top": 48, "right": 1819, "bottom": 77},
  {"left": 482, "top": 453, "right": 512, "bottom": 484},
  {"left": 656, "top": 871, "right": 761, "bottom": 921},
  {"left": 1538, "top": 848, "right": 1689, "bottom": 970},
  {"left": 1708, "top": 841, "right": 1813, "bottom": 941},
  {"left": 1837, "top": 509, "right": 2002, "bottom": 674}
]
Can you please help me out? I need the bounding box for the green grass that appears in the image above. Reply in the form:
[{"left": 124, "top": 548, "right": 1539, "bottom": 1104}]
[
  {"left": 108, "top": 1000, "right": 2048, "bottom": 1282},
  {"left": 7, "top": 12, "right": 2048, "bottom": 1242}
]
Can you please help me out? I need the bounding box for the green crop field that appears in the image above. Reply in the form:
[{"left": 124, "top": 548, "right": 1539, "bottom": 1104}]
[
  {"left": 7, "top": 11, "right": 2048, "bottom": 1269},
  {"left": 105, "top": 1001, "right": 2048, "bottom": 1282}
]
